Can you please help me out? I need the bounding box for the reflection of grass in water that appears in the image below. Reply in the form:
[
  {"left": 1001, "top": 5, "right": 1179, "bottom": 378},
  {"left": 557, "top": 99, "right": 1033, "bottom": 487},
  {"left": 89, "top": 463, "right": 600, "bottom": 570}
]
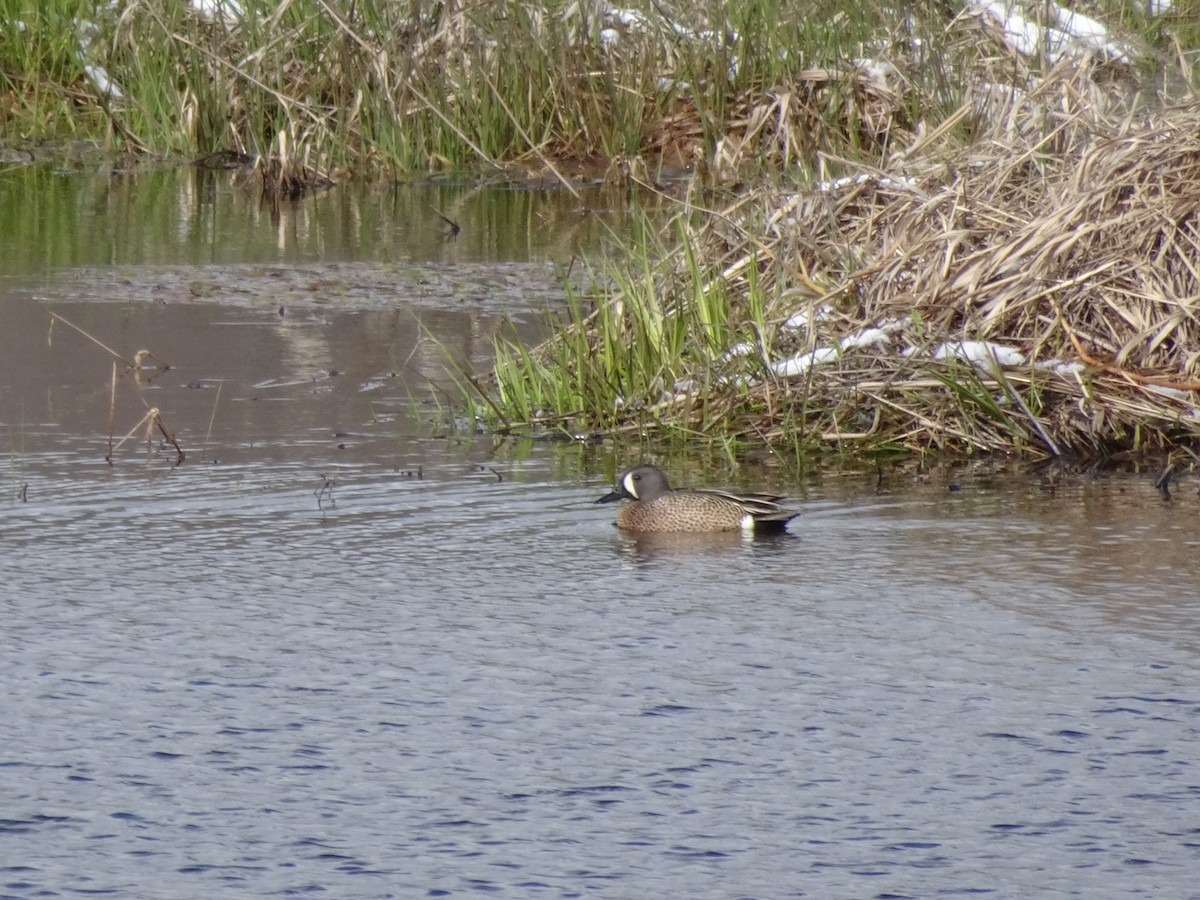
[{"left": 50, "top": 261, "right": 572, "bottom": 314}]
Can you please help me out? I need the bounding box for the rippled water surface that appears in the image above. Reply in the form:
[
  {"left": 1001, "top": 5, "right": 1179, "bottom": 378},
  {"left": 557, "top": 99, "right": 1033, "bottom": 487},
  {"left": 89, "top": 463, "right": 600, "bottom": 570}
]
[{"left": 2, "top": 169, "right": 1199, "bottom": 899}]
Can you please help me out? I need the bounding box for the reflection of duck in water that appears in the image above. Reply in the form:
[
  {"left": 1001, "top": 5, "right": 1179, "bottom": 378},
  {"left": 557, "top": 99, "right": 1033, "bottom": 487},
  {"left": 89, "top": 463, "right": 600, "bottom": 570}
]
[
  {"left": 596, "top": 464, "right": 800, "bottom": 534},
  {"left": 132, "top": 349, "right": 170, "bottom": 371},
  {"left": 130, "top": 349, "right": 170, "bottom": 384}
]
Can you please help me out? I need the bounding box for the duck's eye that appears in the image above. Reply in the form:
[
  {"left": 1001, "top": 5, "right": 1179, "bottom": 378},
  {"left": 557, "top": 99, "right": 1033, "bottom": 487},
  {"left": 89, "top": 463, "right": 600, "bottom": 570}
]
[{"left": 632, "top": 473, "right": 641, "bottom": 481}]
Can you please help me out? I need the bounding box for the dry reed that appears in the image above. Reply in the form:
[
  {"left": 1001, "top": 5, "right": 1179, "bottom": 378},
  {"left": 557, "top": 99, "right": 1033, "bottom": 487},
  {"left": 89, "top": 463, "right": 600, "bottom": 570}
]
[
  {"left": 492, "top": 59, "right": 1200, "bottom": 463},
  {"left": 48, "top": 313, "right": 185, "bottom": 464}
]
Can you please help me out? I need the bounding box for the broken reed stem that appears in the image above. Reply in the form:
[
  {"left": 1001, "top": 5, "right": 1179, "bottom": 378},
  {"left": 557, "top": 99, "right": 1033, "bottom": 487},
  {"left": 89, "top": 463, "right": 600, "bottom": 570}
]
[
  {"left": 204, "top": 380, "right": 222, "bottom": 454},
  {"left": 50, "top": 312, "right": 133, "bottom": 367},
  {"left": 106, "top": 408, "right": 185, "bottom": 465},
  {"left": 155, "top": 413, "right": 186, "bottom": 464},
  {"left": 50, "top": 312, "right": 186, "bottom": 465},
  {"left": 992, "top": 364, "right": 1061, "bottom": 457},
  {"left": 466, "top": 375, "right": 513, "bottom": 431},
  {"left": 109, "top": 362, "right": 118, "bottom": 461},
  {"left": 1052, "top": 298, "right": 1200, "bottom": 392},
  {"left": 107, "top": 407, "right": 159, "bottom": 463}
]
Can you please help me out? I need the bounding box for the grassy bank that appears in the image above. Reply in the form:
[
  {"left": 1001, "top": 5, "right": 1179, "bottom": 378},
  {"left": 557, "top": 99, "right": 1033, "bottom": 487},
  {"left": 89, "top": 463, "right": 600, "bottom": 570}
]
[
  {"left": 0, "top": 0, "right": 924, "bottom": 179},
  {"left": 479, "top": 87, "right": 1200, "bottom": 464},
  {"left": 5, "top": 0, "right": 1200, "bottom": 463},
  {"left": 10, "top": 1, "right": 1184, "bottom": 175},
  {"left": 459, "top": 2, "right": 1200, "bottom": 464}
]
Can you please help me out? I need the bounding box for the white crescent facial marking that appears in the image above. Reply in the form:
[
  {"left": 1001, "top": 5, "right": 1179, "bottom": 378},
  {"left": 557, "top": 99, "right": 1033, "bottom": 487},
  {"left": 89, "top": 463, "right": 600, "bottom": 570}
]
[{"left": 622, "top": 471, "right": 639, "bottom": 499}]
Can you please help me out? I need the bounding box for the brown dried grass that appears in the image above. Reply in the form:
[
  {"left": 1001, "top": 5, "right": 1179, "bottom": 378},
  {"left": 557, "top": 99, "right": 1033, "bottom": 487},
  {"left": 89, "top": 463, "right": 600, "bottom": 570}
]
[{"left": 564, "top": 63, "right": 1200, "bottom": 461}]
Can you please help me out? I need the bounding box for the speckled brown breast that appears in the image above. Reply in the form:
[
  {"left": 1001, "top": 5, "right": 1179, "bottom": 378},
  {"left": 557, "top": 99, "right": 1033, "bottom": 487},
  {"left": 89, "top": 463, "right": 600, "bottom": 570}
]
[{"left": 614, "top": 491, "right": 754, "bottom": 532}]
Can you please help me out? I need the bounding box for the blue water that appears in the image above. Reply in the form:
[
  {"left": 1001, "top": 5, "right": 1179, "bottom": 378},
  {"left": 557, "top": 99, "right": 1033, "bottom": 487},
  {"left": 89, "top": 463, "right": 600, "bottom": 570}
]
[
  {"left": 1, "top": 170, "right": 1199, "bottom": 898},
  {"left": 2, "top": 452, "right": 1199, "bottom": 898}
]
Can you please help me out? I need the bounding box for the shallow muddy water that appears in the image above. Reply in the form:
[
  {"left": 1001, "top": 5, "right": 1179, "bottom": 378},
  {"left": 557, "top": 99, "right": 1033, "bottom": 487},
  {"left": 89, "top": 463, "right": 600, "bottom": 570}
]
[{"left": 2, "top": 167, "right": 1199, "bottom": 899}]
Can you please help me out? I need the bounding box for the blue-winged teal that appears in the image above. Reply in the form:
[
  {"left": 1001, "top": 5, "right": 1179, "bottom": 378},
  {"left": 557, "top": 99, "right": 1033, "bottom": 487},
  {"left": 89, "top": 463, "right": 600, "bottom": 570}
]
[{"left": 596, "top": 464, "right": 799, "bottom": 533}]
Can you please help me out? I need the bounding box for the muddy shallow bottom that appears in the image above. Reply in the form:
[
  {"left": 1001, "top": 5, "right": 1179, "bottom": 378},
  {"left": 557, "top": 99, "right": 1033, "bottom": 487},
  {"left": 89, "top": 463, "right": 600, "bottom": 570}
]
[{"left": 2, "top": 207, "right": 1200, "bottom": 896}]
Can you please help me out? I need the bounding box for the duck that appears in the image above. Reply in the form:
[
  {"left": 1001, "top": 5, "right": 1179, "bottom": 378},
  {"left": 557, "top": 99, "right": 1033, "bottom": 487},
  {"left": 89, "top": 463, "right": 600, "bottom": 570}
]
[{"left": 596, "top": 464, "right": 799, "bottom": 533}]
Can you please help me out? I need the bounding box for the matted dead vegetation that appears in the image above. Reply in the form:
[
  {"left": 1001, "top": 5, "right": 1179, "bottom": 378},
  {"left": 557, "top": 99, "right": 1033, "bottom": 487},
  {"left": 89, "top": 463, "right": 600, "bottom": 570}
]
[
  {"left": 734, "top": 70, "right": 1200, "bottom": 459},
  {"left": 484, "top": 58, "right": 1200, "bottom": 463}
]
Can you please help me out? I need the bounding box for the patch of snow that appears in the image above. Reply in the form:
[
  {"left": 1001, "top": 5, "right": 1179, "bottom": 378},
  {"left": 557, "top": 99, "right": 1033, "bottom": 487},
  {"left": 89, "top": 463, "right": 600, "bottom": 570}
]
[
  {"left": 1143, "top": 384, "right": 1194, "bottom": 403},
  {"left": 192, "top": 0, "right": 244, "bottom": 21},
  {"left": 817, "top": 173, "right": 919, "bottom": 193},
  {"left": 1048, "top": 4, "right": 1108, "bottom": 42},
  {"left": 758, "top": 320, "right": 905, "bottom": 378},
  {"left": 974, "top": 1, "right": 1043, "bottom": 56},
  {"left": 970, "top": 0, "right": 1133, "bottom": 64},
  {"left": 84, "top": 64, "right": 123, "bottom": 98},
  {"left": 784, "top": 304, "right": 832, "bottom": 330},
  {"left": 1050, "top": 3, "right": 1132, "bottom": 61},
  {"left": 771, "top": 347, "right": 841, "bottom": 378},
  {"left": 606, "top": 7, "right": 651, "bottom": 29},
  {"left": 844, "top": 328, "right": 890, "bottom": 349},
  {"left": 1034, "top": 358, "right": 1086, "bottom": 376},
  {"left": 917, "top": 340, "right": 1026, "bottom": 368},
  {"left": 976, "top": 81, "right": 1029, "bottom": 103},
  {"left": 854, "top": 58, "right": 901, "bottom": 86},
  {"left": 722, "top": 341, "right": 758, "bottom": 360}
]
